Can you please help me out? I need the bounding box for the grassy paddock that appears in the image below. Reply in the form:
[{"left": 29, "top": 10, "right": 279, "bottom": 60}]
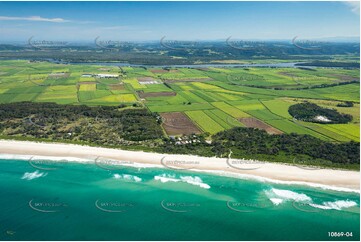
[{"left": 0, "top": 60, "right": 358, "bottom": 142}]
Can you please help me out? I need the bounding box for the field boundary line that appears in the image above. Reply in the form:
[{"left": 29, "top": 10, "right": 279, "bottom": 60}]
[{"left": 258, "top": 99, "right": 340, "bottom": 142}]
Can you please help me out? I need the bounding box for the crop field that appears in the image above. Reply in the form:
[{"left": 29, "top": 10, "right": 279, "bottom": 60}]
[
  {"left": 0, "top": 60, "right": 359, "bottom": 141},
  {"left": 203, "top": 109, "right": 243, "bottom": 129},
  {"left": 185, "top": 110, "right": 225, "bottom": 134},
  {"left": 211, "top": 102, "right": 250, "bottom": 118},
  {"left": 79, "top": 83, "right": 96, "bottom": 91}
]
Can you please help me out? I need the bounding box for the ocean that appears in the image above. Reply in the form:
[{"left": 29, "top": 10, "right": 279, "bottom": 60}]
[{"left": 0, "top": 156, "right": 359, "bottom": 241}]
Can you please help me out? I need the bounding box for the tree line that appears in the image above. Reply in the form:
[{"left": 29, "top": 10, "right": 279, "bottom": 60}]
[{"left": 288, "top": 102, "right": 353, "bottom": 124}]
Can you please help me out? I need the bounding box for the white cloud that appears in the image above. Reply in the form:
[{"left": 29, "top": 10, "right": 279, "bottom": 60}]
[
  {"left": 0, "top": 16, "right": 70, "bottom": 23},
  {"left": 344, "top": 1, "right": 360, "bottom": 14},
  {"left": 101, "top": 26, "right": 131, "bottom": 30}
]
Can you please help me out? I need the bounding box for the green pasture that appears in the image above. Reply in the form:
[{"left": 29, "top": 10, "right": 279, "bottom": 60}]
[{"left": 0, "top": 60, "right": 358, "bottom": 141}]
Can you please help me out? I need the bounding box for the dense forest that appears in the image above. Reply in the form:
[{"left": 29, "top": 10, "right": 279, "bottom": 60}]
[
  {"left": 231, "top": 80, "right": 359, "bottom": 90},
  {"left": 0, "top": 102, "right": 163, "bottom": 145},
  {"left": 211, "top": 127, "right": 359, "bottom": 166},
  {"left": 0, "top": 41, "right": 359, "bottom": 65},
  {"left": 0, "top": 102, "right": 359, "bottom": 169},
  {"left": 288, "top": 102, "right": 353, "bottom": 124}
]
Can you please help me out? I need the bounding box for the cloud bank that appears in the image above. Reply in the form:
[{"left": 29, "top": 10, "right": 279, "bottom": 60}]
[{"left": 0, "top": 16, "right": 70, "bottom": 23}]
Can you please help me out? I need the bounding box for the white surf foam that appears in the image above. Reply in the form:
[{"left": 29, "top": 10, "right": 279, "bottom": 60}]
[
  {"left": 270, "top": 198, "right": 284, "bottom": 206},
  {"left": 310, "top": 200, "right": 358, "bottom": 210},
  {"left": 113, "top": 174, "right": 142, "bottom": 182},
  {"left": 118, "top": 162, "right": 162, "bottom": 169},
  {"left": 154, "top": 174, "right": 179, "bottom": 183},
  {"left": 154, "top": 174, "right": 210, "bottom": 189},
  {"left": 270, "top": 188, "right": 312, "bottom": 202},
  {"left": 21, "top": 170, "right": 47, "bottom": 180},
  {"left": 180, "top": 176, "right": 211, "bottom": 189},
  {"left": 191, "top": 169, "right": 360, "bottom": 194},
  {"left": 2, "top": 153, "right": 358, "bottom": 193},
  {"left": 265, "top": 188, "right": 312, "bottom": 206},
  {"left": 0, "top": 153, "right": 90, "bottom": 163},
  {"left": 0, "top": 153, "right": 162, "bottom": 169},
  {"left": 266, "top": 188, "right": 358, "bottom": 211}
]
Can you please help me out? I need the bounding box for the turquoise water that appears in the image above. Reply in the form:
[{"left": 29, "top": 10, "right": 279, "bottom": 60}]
[{"left": 0, "top": 157, "right": 359, "bottom": 241}]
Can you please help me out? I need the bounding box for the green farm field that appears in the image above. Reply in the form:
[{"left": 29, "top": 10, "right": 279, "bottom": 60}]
[{"left": 0, "top": 60, "right": 359, "bottom": 142}]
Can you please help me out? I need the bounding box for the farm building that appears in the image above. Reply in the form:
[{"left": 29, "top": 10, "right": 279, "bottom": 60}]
[{"left": 96, "top": 74, "right": 119, "bottom": 78}]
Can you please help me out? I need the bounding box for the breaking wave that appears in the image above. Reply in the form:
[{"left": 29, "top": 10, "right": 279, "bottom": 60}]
[
  {"left": 154, "top": 173, "right": 210, "bottom": 189},
  {"left": 113, "top": 174, "right": 142, "bottom": 182},
  {"left": 265, "top": 188, "right": 312, "bottom": 205},
  {"left": 21, "top": 170, "right": 47, "bottom": 180},
  {"left": 309, "top": 200, "right": 358, "bottom": 210},
  {"left": 265, "top": 188, "right": 358, "bottom": 211}
]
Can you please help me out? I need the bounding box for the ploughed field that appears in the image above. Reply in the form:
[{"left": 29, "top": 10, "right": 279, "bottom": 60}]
[{"left": 0, "top": 60, "right": 359, "bottom": 142}]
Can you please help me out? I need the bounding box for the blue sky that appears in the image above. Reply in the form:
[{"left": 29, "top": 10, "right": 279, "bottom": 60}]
[{"left": 0, "top": 1, "right": 359, "bottom": 42}]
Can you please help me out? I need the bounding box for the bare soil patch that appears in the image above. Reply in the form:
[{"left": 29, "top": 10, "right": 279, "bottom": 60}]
[
  {"left": 165, "top": 78, "right": 213, "bottom": 83},
  {"left": 137, "top": 91, "right": 176, "bottom": 98},
  {"left": 109, "top": 84, "right": 125, "bottom": 90},
  {"left": 278, "top": 72, "right": 296, "bottom": 77},
  {"left": 150, "top": 69, "right": 169, "bottom": 74},
  {"left": 138, "top": 77, "right": 157, "bottom": 82},
  {"left": 329, "top": 74, "right": 357, "bottom": 81},
  {"left": 161, "top": 112, "right": 201, "bottom": 135},
  {"left": 48, "top": 72, "right": 70, "bottom": 79},
  {"left": 239, "top": 117, "right": 283, "bottom": 134}
]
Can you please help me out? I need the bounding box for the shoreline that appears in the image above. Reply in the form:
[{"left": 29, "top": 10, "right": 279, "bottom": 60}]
[{"left": 0, "top": 140, "right": 359, "bottom": 192}]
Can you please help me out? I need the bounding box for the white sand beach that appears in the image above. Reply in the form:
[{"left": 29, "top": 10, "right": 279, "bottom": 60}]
[{"left": 0, "top": 140, "right": 359, "bottom": 191}]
